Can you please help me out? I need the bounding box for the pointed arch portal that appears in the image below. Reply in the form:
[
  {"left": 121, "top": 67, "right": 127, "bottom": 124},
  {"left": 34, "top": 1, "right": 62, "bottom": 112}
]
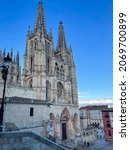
[{"left": 60, "top": 108, "right": 72, "bottom": 140}]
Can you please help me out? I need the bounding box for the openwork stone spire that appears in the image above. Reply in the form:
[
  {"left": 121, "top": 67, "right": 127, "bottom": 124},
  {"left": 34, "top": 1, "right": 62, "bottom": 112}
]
[
  {"left": 10, "top": 48, "right": 13, "bottom": 59},
  {"left": 27, "top": 25, "right": 31, "bottom": 37},
  {"left": 70, "top": 45, "right": 74, "bottom": 66},
  {"left": 57, "top": 21, "right": 67, "bottom": 50},
  {"left": 34, "top": 0, "right": 46, "bottom": 35},
  {"left": 16, "top": 51, "right": 19, "bottom": 64}
]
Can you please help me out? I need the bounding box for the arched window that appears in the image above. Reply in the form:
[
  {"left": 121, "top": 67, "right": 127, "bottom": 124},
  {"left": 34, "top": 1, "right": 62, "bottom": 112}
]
[
  {"left": 55, "top": 63, "right": 64, "bottom": 79},
  {"left": 47, "top": 43, "right": 50, "bottom": 52},
  {"left": 56, "top": 68, "right": 59, "bottom": 77},
  {"left": 30, "top": 57, "right": 33, "bottom": 73},
  {"left": 30, "top": 42, "right": 33, "bottom": 53},
  {"left": 46, "top": 58, "right": 49, "bottom": 73},
  {"left": 57, "top": 82, "right": 64, "bottom": 99},
  {"left": 34, "top": 40, "right": 37, "bottom": 50},
  {"left": 46, "top": 81, "right": 51, "bottom": 101},
  {"left": 55, "top": 63, "right": 59, "bottom": 77},
  {"left": 60, "top": 66, "right": 65, "bottom": 79}
]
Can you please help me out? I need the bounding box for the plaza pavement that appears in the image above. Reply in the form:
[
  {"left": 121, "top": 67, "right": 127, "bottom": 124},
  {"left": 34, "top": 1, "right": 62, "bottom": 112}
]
[
  {"left": 74, "top": 138, "right": 113, "bottom": 150},
  {"left": 86, "top": 138, "right": 113, "bottom": 150}
]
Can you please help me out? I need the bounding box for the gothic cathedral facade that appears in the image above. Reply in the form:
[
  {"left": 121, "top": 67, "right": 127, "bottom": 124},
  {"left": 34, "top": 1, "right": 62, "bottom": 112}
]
[{"left": 0, "top": 1, "right": 80, "bottom": 140}]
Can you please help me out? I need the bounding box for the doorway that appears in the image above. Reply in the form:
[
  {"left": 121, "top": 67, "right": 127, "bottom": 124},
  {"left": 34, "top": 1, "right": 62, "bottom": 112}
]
[{"left": 62, "top": 123, "right": 67, "bottom": 140}]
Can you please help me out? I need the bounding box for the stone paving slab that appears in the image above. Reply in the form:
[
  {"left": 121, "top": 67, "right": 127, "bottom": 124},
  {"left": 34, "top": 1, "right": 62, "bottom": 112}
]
[{"left": 74, "top": 139, "right": 113, "bottom": 150}]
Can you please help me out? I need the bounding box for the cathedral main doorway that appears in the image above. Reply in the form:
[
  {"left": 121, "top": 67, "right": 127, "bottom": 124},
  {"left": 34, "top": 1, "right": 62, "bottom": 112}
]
[
  {"left": 62, "top": 122, "right": 67, "bottom": 140},
  {"left": 60, "top": 108, "right": 72, "bottom": 140}
]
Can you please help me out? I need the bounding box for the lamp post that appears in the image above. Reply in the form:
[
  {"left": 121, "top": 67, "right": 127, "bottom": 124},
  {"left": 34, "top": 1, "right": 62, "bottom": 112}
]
[{"left": 0, "top": 53, "right": 12, "bottom": 132}]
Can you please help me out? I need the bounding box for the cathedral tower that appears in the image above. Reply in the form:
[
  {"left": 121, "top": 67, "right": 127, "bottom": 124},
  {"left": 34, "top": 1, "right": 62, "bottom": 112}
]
[
  {"left": 22, "top": 1, "right": 53, "bottom": 99},
  {"left": 22, "top": 1, "right": 78, "bottom": 104},
  {"left": 0, "top": 49, "right": 21, "bottom": 84}
]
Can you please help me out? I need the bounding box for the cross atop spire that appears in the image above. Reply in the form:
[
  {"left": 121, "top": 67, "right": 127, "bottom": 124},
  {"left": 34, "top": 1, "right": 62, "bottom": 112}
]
[
  {"left": 57, "top": 21, "right": 67, "bottom": 50},
  {"left": 34, "top": 0, "right": 46, "bottom": 35}
]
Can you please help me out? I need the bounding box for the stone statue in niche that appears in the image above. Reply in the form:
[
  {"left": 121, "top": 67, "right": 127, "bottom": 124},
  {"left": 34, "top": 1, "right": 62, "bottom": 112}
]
[{"left": 46, "top": 121, "right": 53, "bottom": 137}]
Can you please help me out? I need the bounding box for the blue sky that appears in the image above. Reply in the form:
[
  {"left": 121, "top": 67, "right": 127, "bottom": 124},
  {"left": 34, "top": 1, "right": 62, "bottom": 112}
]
[{"left": 0, "top": 0, "right": 113, "bottom": 104}]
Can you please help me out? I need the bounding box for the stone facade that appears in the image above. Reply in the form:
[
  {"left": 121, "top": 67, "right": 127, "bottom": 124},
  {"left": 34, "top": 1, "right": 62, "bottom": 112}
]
[
  {"left": 2, "top": 97, "right": 80, "bottom": 140},
  {"left": 22, "top": 1, "right": 78, "bottom": 104},
  {"left": 0, "top": 83, "right": 35, "bottom": 99},
  {"left": 0, "top": 1, "right": 80, "bottom": 141}
]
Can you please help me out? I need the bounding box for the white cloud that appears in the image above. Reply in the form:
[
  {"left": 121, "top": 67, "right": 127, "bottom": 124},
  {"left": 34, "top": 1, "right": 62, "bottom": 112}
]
[
  {"left": 78, "top": 91, "right": 113, "bottom": 107},
  {"left": 78, "top": 91, "right": 92, "bottom": 99},
  {"left": 79, "top": 98, "right": 113, "bottom": 107},
  {"left": 78, "top": 92, "right": 90, "bottom": 95}
]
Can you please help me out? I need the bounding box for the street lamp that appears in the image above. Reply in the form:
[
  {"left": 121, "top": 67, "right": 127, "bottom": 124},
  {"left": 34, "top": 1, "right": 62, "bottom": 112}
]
[{"left": 0, "top": 53, "right": 12, "bottom": 132}]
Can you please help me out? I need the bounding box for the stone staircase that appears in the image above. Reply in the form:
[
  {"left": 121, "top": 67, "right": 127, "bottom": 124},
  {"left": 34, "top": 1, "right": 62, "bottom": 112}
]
[{"left": 0, "top": 131, "right": 69, "bottom": 150}]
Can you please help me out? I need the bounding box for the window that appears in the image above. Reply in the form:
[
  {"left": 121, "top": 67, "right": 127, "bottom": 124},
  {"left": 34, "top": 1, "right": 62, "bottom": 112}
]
[
  {"left": 109, "top": 130, "right": 112, "bottom": 136},
  {"left": 56, "top": 68, "right": 59, "bottom": 77},
  {"left": 30, "top": 57, "right": 33, "bottom": 73},
  {"left": 57, "top": 82, "right": 64, "bottom": 98},
  {"left": 106, "top": 121, "right": 111, "bottom": 128},
  {"left": 30, "top": 107, "right": 34, "bottom": 116},
  {"left": 34, "top": 39, "right": 37, "bottom": 49},
  {"left": 47, "top": 58, "right": 49, "bottom": 73},
  {"left": 105, "top": 112, "right": 109, "bottom": 118},
  {"left": 55, "top": 63, "right": 65, "bottom": 79},
  {"left": 57, "top": 84, "right": 62, "bottom": 97},
  {"left": 30, "top": 42, "right": 33, "bottom": 53},
  {"left": 60, "top": 66, "right": 65, "bottom": 79}
]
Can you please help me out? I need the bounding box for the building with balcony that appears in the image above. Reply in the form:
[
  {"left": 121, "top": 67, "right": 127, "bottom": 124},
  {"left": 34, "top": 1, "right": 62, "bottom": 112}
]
[{"left": 80, "top": 105, "right": 113, "bottom": 141}]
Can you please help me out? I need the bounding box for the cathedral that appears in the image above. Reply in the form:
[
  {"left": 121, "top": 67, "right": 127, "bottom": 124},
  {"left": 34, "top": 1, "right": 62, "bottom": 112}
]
[{"left": 0, "top": 1, "right": 80, "bottom": 141}]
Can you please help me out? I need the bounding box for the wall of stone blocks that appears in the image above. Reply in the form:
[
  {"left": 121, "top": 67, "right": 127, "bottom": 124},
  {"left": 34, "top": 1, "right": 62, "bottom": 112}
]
[
  {"left": 0, "top": 132, "right": 67, "bottom": 150},
  {"left": 0, "top": 83, "right": 35, "bottom": 99},
  {"left": 3, "top": 100, "right": 80, "bottom": 139}
]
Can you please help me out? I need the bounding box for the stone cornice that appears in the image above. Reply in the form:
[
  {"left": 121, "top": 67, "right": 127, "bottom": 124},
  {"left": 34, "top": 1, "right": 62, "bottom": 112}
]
[{"left": 0, "top": 97, "right": 52, "bottom": 106}]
